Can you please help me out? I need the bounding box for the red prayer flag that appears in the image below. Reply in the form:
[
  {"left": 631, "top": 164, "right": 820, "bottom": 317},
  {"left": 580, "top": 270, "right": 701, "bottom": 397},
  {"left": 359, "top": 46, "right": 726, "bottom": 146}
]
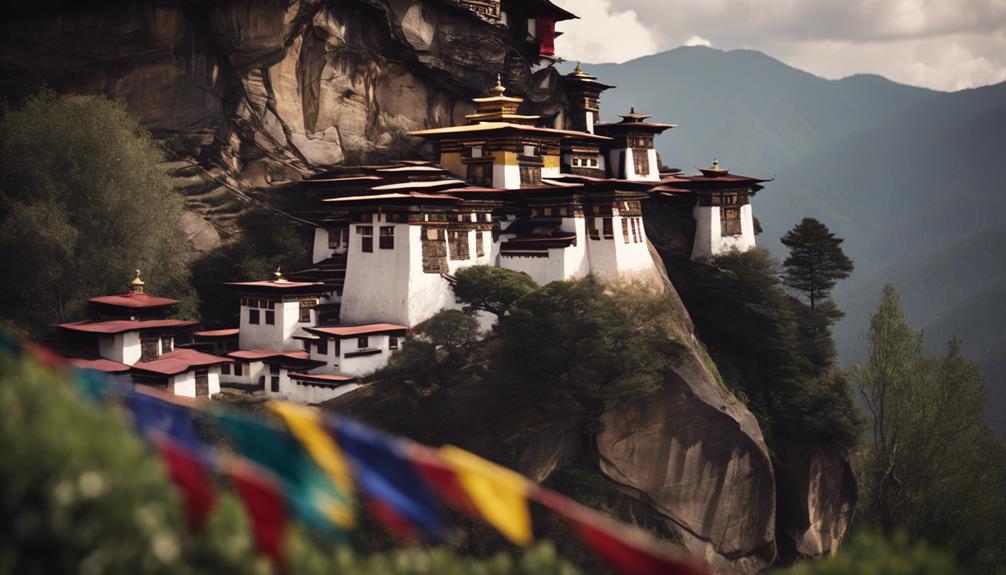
[
  {"left": 409, "top": 445, "right": 477, "bottom": 515},
  {"left": 150, "top": 434, "right": 216, "bottom": 531},
  {"left": 534, "top": 489, "right": 709, "bottom": 575},
  {"left": 367, "top": 497, "right": 419, "bottom": 543},
  {"left": 230, "top": 459, "right": 288, "bottom": 573}
]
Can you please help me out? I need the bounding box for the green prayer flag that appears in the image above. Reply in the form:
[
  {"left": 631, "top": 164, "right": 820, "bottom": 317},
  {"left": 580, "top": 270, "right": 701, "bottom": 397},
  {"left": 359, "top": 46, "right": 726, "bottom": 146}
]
[{"left": 214, "top": 411, "right": 352, "bottom": 536}]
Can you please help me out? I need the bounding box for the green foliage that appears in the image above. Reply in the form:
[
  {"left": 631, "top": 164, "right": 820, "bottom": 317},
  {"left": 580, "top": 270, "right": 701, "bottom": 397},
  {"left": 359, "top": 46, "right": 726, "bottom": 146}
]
[
  {"left": 679, "top": 249, "right": 860, "bottom": 445},
  {"left": 453, "top": 266, "right": 538, "bottom": 318},
  {"left": 777, "top": 531, "right": 963, "bottom": 575},
  {"left": 852, "top": 285, "right": 1006, "bottom": 574},
  {"left": 190, "top": 209, "right": 310, "bottom": 326},
  {"left": 0, "top": 347, "right": 583, "bottom": 574},
  {"left": 0, "top": 91, "right": 194, "bottom": 331},
  {"left": 496, "top": 278, "right": 686, "bottom": 419},
  {"left": 780, "top": 218, "right": 854, "bottom": 311},
  {"left": 419, "top": 309, "right": 481, "bottom": 357}
]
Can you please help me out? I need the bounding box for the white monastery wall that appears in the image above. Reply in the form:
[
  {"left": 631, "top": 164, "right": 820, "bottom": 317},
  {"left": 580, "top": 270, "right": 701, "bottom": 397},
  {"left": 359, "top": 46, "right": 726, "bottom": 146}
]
[
  {"left": 691, "top": 204, "right": 757, "bottom": 260},
  {"left": 283, "top": 380, "right": 360, "bottom": 404},
  {"left": 100, "top": 331, "right": 142, "bottom": 365},
  {"left": 340, "top": 218, "right": 414, "bottom": 325},
  {"left": 312, "top": 228, "right": 333, "bottom": 264},
  {"left": 492, "top": 163, "right": 520, "bottom": 189}
]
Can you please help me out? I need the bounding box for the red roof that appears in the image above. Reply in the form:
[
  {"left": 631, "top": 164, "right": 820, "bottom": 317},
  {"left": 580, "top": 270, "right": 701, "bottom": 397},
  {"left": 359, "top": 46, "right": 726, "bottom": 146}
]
[
  {"left": 194, "top": 328, "right": 240, "bottom": 338},
  {"left": 89, "top": 293, "right": 179, "bottom": 309},
  {"left": 132, "top": 349, "right": 232, "bottom": 376},
  {"left": 227, "top": 349, "right": 312, "bottom": 361},
  {"left": 69, "top": 358, "right": 131, "bottom": 373},
  {"left": 289, "top": 372, "right": 355, "bottom": 384},
  {"left": 224, "top": 280, "right": 324, "bottom": 290},
  {"left": 57, "top": 319, "right": 198, "bottom": 335},
  {"left": 306, "top": 323, "right": 408, "bottom": 337}
]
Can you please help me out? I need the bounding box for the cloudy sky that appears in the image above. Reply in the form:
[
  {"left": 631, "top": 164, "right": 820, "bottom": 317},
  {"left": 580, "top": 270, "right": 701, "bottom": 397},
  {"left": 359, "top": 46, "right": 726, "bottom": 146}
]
[{"left": 552, "top": 0, "right": 1006, "bottom": 91}]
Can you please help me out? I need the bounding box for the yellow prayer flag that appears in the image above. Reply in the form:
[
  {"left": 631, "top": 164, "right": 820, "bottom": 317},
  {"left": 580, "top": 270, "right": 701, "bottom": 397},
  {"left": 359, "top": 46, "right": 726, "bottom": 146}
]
[
  {"left": 440, "top": 445, "right": 533, "bottom": 546},
  {"left": 268, "top": 401, "right": 355, "bottom": 524}
]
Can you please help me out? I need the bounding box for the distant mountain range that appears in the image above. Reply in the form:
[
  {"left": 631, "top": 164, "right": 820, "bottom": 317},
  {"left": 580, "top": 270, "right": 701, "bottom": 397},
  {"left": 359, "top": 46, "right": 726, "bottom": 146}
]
[{"left": 564, "top": 48, "right": 1006, "bottom": 434}]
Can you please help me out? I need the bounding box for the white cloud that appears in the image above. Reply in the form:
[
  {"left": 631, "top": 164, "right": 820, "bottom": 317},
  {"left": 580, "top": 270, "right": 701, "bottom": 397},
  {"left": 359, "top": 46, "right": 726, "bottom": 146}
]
[
  {"left": 552, "top": 0, "right": 659, "bottom": 64},
  {"left": 683, "top": 35, "right": 712, "bottom": 47},
  {"left": 551, "top": 0, "right": 1006, "bottom": 90}
]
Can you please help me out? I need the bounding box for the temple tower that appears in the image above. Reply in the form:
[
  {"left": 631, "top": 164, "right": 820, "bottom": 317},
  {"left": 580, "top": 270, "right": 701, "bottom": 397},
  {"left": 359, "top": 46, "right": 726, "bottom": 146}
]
[
  {"left": 689, "top": 160, "right": 765, "bottom": 260},
  {"left": 594, "top": 108, "right": 674, "bottom": 182}
]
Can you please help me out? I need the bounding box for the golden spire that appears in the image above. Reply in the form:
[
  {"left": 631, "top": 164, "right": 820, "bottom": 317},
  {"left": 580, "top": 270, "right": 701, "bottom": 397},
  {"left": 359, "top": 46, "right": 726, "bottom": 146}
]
[
  {"left": 491, "top": 73, "right": 506, "bottom": 96},
  {"left": 274, "top": 266, "right": 285, "bottom": 283},
  {"left": 131, "top": 269, "right": 145, "bottom": 294}
]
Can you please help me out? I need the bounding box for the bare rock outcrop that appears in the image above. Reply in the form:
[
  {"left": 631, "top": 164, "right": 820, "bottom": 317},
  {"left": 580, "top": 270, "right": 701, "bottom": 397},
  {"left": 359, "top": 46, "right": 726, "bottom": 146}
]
[
  {"left": 596, "top": 341, "right": 778, "bottom": 573},
  {"left": 775, "top": 442, "right": 857, "bottom": 559}
]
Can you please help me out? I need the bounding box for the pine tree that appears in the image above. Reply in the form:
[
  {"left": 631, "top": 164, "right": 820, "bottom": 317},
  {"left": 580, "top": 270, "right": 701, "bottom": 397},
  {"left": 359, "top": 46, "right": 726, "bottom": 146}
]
[{"left": 780, "top": 218, "right": 854, "bottom": 310}]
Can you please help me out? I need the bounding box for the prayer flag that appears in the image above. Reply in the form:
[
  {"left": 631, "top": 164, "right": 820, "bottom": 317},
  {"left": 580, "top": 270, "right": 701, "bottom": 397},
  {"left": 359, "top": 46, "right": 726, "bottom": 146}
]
[
  {"left": 439, "top": 445, "right": 532, "bottom": 546},
  {"left": 124, "top": 391, "right": 215, "bottom": 529},
  {"left": 215, "top": 411, "right": 353, "bottom": 534},
  {"left": 229, "top": 458, "right": 288, "bottom": 573},
  {"left": 534, "top": 489, "right": 710, "bottom": 575},
  {"left": 328, "top": 418, "right": 448, "bottom": 539},
  {"left": 267, "top": 402, "right": 354, "bottom": 497}
]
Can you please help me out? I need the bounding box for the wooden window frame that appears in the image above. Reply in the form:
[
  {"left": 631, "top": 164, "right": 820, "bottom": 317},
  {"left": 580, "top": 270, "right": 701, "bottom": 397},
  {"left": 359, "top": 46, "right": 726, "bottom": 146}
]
[
  {"left": 476, "top": 231, "right": 485, "bottom": 257},
  {"left": 318, "top": 337, "right": 328, "bottom": 355},
  {"left": 389, "top": 335, "right": 399, "bottom": 350},
  {"left": 379, "top": 226, "right": 395, "bottom": 250},
  {"left": 358, "top": 225, "right": 373, "bottom": 253},
  {"left": 357, "top": 335, "right": 369, "bottom": 349}
]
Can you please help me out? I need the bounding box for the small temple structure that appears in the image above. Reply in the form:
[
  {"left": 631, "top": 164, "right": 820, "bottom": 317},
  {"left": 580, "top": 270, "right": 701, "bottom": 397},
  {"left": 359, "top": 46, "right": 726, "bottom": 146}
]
[{"left": 55, "top": 2, "right": 771, "bottom": 404}]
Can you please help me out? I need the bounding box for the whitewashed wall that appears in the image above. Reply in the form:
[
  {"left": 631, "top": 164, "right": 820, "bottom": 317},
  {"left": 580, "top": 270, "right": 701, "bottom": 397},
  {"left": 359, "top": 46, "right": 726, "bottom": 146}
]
[
  {"left": 691, "top": 204, "right": 757, "bottom": 260},
  {"left": 99, "top": 331, "right": 142, "bottom": 365}
]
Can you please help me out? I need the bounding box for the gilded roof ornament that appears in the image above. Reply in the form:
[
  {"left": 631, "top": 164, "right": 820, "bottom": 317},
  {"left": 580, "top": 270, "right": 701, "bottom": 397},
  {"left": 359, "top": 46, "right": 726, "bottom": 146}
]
[
  {"left": 131, "top": 269, "right": 145, "bottom": 294},
  {"left": 491, "top": 73, "right": 506, "bottom": 96},
  {"left": 274, "top": 266, "right": 286, "bottom": 282}
]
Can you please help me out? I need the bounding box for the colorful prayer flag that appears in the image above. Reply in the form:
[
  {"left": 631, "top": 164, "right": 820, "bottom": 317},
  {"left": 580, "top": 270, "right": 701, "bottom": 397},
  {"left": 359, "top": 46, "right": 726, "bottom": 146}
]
[
  {"left": 439, "top": 445, "right": 532, "bottom": 546},
  {"left": 215, "top": 410, "right": 353, "bottom": 534},
  {"left": 328, "top": 417, "right": 448, "bottom": 539},
  {"left": 229, "top": 458, "right": 289, "bottom": 573},
  {"left": 267, "top": 402, "right": 354, "bottom": 498},
  {"left": 124, "top": 391, "right": 216, "bottom": 529}
]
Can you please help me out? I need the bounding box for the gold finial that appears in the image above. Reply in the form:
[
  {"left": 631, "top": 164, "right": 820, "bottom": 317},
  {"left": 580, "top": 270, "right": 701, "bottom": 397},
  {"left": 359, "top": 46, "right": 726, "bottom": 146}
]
[
  {"left": 574, "top": 61, "right": 584, "bottom": 75},
  {"left": 630, "top": 106, "right": 636, "bottom": 114},
  {"left": 131, "top": 269, "right": 145, "bottom": 294},
  {"left": 491, "top": 73, "right": 506, "bottom": 96},
  {"left": 712, "top": 158, "right": 719, "bottom": 170},
  {"left": 274, "top": 266, "right": 284, "bottom": 282}
]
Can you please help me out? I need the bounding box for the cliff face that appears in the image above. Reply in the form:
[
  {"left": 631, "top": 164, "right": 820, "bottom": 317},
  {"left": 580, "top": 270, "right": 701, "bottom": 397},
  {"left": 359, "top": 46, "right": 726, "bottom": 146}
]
[
  {"left": 1, "top": 2, "right": 855, "bottom": 571},
  {"left": 0, "top": 1, "right": 515, "bottom": 192}
]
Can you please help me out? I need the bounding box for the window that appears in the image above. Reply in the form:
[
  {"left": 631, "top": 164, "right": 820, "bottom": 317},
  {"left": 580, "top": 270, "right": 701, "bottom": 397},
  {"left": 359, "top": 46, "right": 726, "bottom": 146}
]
[
  {"left": 234, "top": 362, "right": 243, "bottom": 376},
  {"left": 449, "top": 230, "right": 469, "bottom": 260},
  {"left": 195, "top": 369, "right": 209, "bottom": 397},
  {"left": 140, "top": 337, "right": 159, "bottom": 362},
  {"left": 265, "top": 310, "right": 275, "bottom": 325},
  {"left": 602, "top": 217, "right": 613, "bottom": 239},
  {"left": 299, "top": 306, "right": 311, "bottom": 323},
  {"left": 622, "top": 218, "right": 631, "bottom": 243},
  {"left": 271, "top": 377, "right": 279, "bottom": 392},
  {"left": 523, "top": 144, "right": 538, "bottom": 157},
  {"left": 358, "top": 226, "right": 373, "bottom": 252},
  {"left": 222, "top": 363, "right": 231, "bottom": 375},
  {"left": 327, "top": 227, "right": 345, "bottom": 249},
  {"left": 389, "top": 336, "right": 399, "bottom": 350},
  {"left": 519, "top": 164, "right": 541, "bottom": 187},
  {"left": 249, "top": 309, "right": 260, "bottom": 324},
  {"left": 466, "top": 163, "right": 492, "bottom": 187},
  {"left": 721, "top": 206, "right": 742, "bottom": 236},
  {"left": 633, "top": 149, "right": 650, "bottom": 176},
  {"left": 357, "top": 336, "right": 369, "bottom": 349},
  {"left": 318, "top": 337, "right": 328, "bottom": 355},
  {"left": 380, "top": 226, "right": 394, "bottom": 249},
  {"left": 476, "top": 231, "right": 485, "bottom": 257}
]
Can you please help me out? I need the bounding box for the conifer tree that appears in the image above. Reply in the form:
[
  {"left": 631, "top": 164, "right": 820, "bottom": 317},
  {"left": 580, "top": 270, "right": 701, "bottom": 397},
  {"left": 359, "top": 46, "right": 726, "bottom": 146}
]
[{"left": 780, "top": 218, "right": 854, "bottom": 310}]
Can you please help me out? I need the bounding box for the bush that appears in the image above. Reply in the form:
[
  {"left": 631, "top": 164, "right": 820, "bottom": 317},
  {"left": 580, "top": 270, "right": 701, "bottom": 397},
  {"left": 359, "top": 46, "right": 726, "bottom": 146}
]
[{"left": 777, "top": 531, "right": 962, "bottom": 575}]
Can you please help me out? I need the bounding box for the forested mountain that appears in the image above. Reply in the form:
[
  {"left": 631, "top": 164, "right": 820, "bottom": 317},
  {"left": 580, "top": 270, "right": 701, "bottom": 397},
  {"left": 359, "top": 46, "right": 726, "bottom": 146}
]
[{"left": 567, "top": 48, "right": 1006, "bottom": 433}]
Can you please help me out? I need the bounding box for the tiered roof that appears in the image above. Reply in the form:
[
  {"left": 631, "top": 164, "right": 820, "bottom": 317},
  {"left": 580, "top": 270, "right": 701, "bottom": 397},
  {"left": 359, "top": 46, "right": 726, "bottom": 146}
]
[{"left": 132, "top": 348, "right": 233, "bottom": 377}]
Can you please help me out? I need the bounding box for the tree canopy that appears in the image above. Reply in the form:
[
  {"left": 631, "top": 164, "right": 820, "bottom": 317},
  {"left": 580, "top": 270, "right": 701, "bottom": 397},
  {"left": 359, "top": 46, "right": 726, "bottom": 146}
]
[
  {"left": 780, "top": 218, "right": 853, "bottom": 310},
  {"left": 852, "top": 285, "right": 1006, "bottom": 573},
  {"left": 495, "top": 278, "right": 686, "bottom": 419},
  {"left": 0, "top": 91, "right": 193, "bottom": 330},
  {"left": 452, "top": 266, "right": 538, "bottom": 318}
]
